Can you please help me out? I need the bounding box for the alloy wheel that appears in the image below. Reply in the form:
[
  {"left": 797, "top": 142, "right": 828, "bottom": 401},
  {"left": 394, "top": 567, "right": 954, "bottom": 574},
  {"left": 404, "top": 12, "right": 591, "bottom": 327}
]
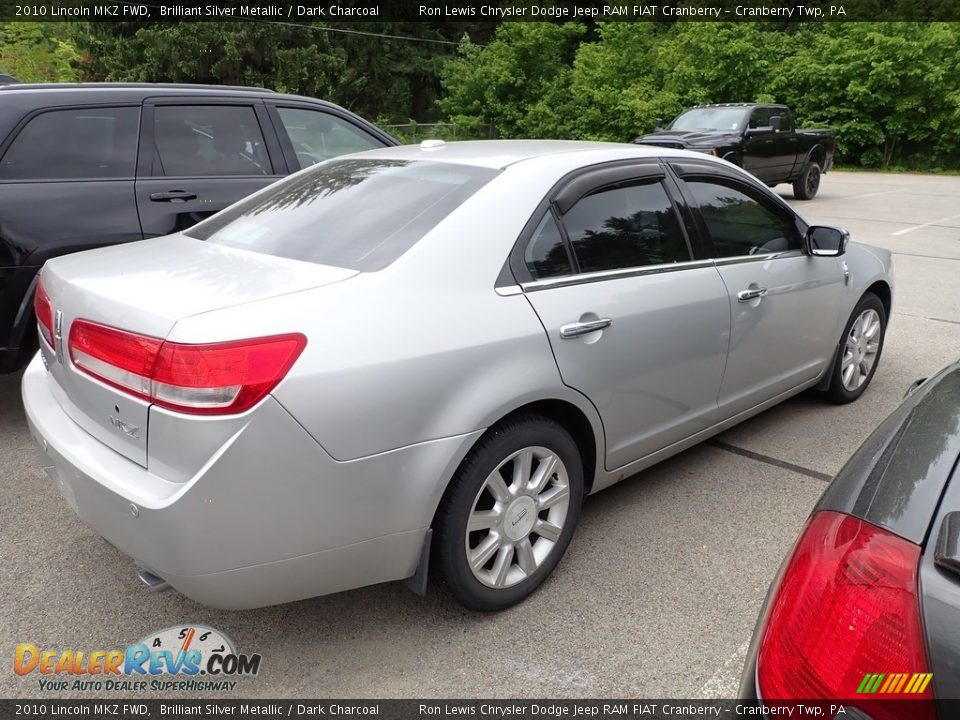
[
  {"left": 465, "top": 446, "right": 570, "bottom": 589},
  {"left": 841, "top": 308, "right": 881, "bottom": 391}
]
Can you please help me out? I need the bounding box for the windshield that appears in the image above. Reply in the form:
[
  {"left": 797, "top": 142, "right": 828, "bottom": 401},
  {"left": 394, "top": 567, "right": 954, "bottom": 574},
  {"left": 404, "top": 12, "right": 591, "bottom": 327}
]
[
  {"left": 669, "top": 107, "right": 748, "bottom": 132},
  {"left": 186, "top": 158, "right": 497, "bottom": 271}
]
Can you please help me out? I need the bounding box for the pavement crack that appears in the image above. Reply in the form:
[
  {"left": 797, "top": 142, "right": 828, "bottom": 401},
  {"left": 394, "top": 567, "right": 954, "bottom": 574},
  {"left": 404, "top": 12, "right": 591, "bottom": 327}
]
[{"left": 707, "top": 440, "right": 833, "bottom": 482}]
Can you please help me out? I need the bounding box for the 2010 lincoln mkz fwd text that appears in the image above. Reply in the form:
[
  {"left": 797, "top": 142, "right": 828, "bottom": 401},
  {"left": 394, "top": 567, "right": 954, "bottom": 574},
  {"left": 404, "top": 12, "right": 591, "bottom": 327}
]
[{"left": 22, "top": 140, "right": 893, "bottom": 611}]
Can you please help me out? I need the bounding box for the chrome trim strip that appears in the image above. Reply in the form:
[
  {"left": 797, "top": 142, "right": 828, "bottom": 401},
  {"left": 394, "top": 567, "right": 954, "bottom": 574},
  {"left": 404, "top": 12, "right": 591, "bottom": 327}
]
[
  {"left": 521, "top": 259, "right": 716, "bottom": 292},
  {"left": 495, "top": 285, "right": 524, "bottom": 297},
  {"left": 713, "top": 250, "right": 804, "bottom": 266},
  {"left": 518, "top": 250, "right": 806, "bottom": 293}
]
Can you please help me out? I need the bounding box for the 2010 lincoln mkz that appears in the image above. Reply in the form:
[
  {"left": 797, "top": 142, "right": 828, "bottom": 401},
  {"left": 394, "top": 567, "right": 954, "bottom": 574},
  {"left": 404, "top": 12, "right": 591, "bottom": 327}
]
[{"left": 22, "top": 141, "right": 893, "bottom": 611}]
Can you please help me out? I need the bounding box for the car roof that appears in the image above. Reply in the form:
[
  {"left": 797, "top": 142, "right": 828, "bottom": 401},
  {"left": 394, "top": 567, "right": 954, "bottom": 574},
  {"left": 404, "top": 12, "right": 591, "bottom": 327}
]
[
  {"left": 0, "top": 82, "right": 276, "bottom": 94},
  {"left": 687, "top": 103, "right": 788, "bottom": 109},
  {"left": 346, "top": 139, "right": 723, "bottom": 171}
]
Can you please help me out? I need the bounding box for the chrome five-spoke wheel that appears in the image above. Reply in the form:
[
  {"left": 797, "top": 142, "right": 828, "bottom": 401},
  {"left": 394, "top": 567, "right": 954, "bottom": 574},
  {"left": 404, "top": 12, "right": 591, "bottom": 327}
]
[
  {"left": 466, "top": 446, "right": 570, "bottom": 589},
  {"left": 841, "top": 308, "right": 881, "bottom": 391}
]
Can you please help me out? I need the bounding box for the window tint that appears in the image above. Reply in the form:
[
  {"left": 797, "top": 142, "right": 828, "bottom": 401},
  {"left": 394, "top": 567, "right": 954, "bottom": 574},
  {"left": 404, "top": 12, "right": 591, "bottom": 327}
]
[
  {"left": 276, "top": 107, "right": 383, "bottom": 169},
  {"left": 749, "top": 107, "right": 770, "bottom": 129},
  {"left": 686, "top": 181, "right": 802, "bottom": 257},
  {"left": 153, "top": 105, "right": 271, "bottom": 177},
  {"left": 0, "top": 107, "right": 139, "bottom": 180},
  {"left": 187, "top": 159, "right": 497, "bottom": 271},
  {"left": 561, "top": 181, "right": 690, "bottom": 273},
  {"left": 524, "top": 212, "right": 573, "bottom": 280}
]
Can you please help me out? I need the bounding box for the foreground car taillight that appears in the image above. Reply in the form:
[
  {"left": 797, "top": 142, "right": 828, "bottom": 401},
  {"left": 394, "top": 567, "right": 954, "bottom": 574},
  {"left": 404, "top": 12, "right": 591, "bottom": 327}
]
[
  {"left": 69, "top": 319, "right": 306, "bottom": 415},
  {"left": 34, "top": 279, "right": 55, "bottom": 349},
  {"left": 757, "top": 511, "right": 933, "bottom": 719}
]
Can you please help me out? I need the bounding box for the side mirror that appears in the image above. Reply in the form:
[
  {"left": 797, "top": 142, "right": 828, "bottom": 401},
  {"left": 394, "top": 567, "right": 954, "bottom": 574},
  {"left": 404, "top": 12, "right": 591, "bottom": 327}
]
[
  {"left": 806, "top": 225, "right": 849, "bottom": 257},
  {"left": 770, "top": 115, "right": 782, "bottom": 132},
  {"left": 654, "top": 117, "right": 664, "bottom": 131}
]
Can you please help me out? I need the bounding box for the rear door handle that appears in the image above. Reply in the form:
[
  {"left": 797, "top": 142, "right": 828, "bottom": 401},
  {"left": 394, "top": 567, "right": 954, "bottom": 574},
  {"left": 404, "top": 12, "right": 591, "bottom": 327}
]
[
  {"left": 149, "top": 191, "right": 197, "bottom": 202},
  {"left": 737, "top": 287, "right": 768, "bottom": 303},
  {"left": 560, "top": 318, "right": 612, "bottom": 338}
]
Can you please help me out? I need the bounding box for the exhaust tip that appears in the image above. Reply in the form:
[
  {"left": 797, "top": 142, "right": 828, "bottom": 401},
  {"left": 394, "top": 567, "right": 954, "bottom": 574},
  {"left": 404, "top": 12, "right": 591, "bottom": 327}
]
[{"left": 137, "top": 567, "right": 171, "bottom": 593}]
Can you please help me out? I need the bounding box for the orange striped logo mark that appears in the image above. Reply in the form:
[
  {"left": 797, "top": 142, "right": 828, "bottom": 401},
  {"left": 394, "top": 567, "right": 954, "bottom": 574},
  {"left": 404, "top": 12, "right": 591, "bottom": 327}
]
[{"left": 858, "top": 672, "right": 933, "bottom": 694}]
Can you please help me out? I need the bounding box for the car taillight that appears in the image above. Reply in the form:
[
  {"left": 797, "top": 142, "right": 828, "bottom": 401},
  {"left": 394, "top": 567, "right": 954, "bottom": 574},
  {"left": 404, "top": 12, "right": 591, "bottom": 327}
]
[
  {"left": 757, "top": 511, "right": 933, "bottom": 719},
  {"left": 68, "top": 319, "right": 306, "bottom": 415},
  {"left": 34, "top": 279, "right": 55, "bottom": 348}
]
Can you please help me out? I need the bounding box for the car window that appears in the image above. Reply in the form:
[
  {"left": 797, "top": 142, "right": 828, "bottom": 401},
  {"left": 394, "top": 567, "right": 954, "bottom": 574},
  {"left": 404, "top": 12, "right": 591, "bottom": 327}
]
[
  {"left": 686, "top": 180, "right": 802, "bottom": 257},
  {"left": 276, "top": 107, "right": 383, "bottom": 169},
  {"left": 749, "top": 107, "right": 770, "bottom": 129},
  {"left": 560, "top": 180, "right": 690, "bottom": 273},
  {"left": 524, "top": 212, "right": 573, "bottom": 280},
  {"left": 186, "top": 158, "right": 497, "bottom": 271},
  {"left": 0, "top": 107, "right": 139, "bottom": 180},
  {"left": 153, "top": 105, "right": 271, "bottom": 177}
]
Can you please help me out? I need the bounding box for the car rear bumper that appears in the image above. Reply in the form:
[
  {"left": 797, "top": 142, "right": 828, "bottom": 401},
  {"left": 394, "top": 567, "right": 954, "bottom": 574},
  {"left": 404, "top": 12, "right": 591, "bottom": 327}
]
[{"left": 22, "top": 354, "right": 481, "bottom": 609}]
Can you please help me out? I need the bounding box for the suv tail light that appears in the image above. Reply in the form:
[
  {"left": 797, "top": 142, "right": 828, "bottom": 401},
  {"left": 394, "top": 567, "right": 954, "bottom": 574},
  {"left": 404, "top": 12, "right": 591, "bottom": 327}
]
[
  {"left": 757, "top": 511, "right": 933, "bottom": 719},
  {"left": 34, "top": 278, "right": 54, "bottom": 349},
  {"left": 68, "top": 319, "right": 306, "bottom": 415}
]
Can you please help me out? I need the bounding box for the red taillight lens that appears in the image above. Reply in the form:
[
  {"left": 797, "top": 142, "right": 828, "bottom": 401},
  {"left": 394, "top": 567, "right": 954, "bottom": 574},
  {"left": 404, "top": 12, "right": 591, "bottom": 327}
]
[
  {"left": 758, "top": 511, "right": 933, "bottom": 718},
  {"left": 34, "top": 279, "right": 55, "bottom": 348},
  {"left": 68, "top": 319, "right": 305, "bottom": 415}
]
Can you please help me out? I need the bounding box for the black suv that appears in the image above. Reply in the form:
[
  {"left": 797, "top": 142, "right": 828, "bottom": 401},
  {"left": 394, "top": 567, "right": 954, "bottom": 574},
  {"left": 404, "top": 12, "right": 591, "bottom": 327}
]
[{"left": 0, "top": 83, "right": 396, "bottom": 372}]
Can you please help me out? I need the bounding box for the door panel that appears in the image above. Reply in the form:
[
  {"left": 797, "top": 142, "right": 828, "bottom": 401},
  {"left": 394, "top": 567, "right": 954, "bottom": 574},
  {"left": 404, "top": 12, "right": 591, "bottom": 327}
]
[
  {"left": 526, "top": 269, "right": 730, "bottom": 469},
  {"left": 680, "top": 174, "right": 844, "bottom": 417},
  {"left": 135, "top": 102, "right": 283, "bottom": 237},
  {"left": 518, "top": 174, "right": 730, "bottom": 470},
  {"left": 714, "top": 255, "right": 844, "bottom": 416}
]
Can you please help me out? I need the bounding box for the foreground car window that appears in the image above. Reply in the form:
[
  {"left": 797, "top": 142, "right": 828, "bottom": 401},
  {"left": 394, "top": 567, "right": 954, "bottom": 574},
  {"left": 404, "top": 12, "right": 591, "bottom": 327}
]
[
  {"left": 187, "top": 159, "right": 497, "bottom": 271},
  {"left": 686, "top": 180, "right": 802, "bottom": 257},
  {"left": 562, "top": 181, "right": 690, "bottom": 272}
]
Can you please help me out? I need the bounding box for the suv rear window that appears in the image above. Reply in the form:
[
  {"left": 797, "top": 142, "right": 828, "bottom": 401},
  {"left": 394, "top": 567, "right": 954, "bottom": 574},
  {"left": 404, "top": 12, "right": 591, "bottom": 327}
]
[{"left": 187, "top": 158, "right": 497, "bottom": 271}]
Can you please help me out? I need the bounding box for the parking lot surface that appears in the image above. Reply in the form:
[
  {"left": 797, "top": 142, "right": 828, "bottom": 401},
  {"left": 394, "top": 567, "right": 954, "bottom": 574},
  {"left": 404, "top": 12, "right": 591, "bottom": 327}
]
[{"left": 3, "top": 171, "right": 960, "bottom": 699}]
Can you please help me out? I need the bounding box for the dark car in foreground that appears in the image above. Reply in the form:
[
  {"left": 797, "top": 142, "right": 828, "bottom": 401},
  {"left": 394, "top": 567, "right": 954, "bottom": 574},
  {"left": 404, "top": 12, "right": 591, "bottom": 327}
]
[
  {"left": 0, "top": 82, "right": 396, "bottom": 373},
  {"left": 635, "top": 104, "right": 834, "bottom": 200},
  {"left": 741, "top": 359, "right": 960, "bottom": 710}
]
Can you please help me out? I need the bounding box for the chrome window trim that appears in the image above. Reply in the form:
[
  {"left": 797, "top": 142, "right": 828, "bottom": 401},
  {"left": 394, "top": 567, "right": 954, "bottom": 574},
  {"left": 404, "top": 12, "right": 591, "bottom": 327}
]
[
  {"left": 713, "top": 250, "right": 805, "bottom": 266},
  {"left": 521, "top": 259, "right": 715, "bottom": 292},
  {"left": 519, "top": 250, "right": 805, "bottom": 293}
]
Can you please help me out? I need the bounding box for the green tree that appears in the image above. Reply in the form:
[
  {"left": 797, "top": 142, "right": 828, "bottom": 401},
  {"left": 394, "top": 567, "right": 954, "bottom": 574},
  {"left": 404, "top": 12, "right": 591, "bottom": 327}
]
[
  {"left": 0, "top": 22, "right": 81, "bottom": 82},
  {"left": 768, "top": 23, "right": 960, "bottom": 167},
  {"left": 439, "top": 22, "right": 586, "bottom": 138}
]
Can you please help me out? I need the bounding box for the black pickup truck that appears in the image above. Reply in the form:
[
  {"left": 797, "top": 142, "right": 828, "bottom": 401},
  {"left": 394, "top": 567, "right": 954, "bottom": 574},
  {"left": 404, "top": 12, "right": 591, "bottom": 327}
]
[{"left": 634, "top": 103, "right": 835, "bottom": 200}]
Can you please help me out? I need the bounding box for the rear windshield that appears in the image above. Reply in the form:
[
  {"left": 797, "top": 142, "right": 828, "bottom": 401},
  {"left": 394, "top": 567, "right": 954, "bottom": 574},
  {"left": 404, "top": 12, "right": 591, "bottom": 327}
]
[{"left": 186, "top": 158, "right": 497, "bottom": 271}]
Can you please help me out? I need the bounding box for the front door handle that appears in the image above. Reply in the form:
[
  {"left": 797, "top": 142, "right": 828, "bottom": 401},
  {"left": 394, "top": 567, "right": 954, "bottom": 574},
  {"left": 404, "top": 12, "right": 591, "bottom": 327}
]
[
  {"left": 737, "top": 287, "right": 768, "bottom": 303},
  {"left": 149, "top": 190, "right": 198, "bottom": 202},
  {"left": 560, "top": 318, "right": 612, "bottom": 338}
]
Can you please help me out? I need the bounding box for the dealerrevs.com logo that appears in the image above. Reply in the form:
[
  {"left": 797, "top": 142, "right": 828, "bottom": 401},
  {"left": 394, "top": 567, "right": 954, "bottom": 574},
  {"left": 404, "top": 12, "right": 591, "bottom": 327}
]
[{"left": 14, "top": 625, "right": 262, "bottom": 692}]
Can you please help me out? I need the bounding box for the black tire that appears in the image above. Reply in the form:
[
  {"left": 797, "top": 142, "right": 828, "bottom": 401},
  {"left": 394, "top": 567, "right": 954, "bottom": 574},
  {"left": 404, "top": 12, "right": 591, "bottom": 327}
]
[
  {"left": 793, "top": 160, "right": 822, "bottom": 200},
  {"left": 823, "top": 292, "right": 886, "bottom": 404},
  {"left": 431, "top": 414, "right": 583, "bottom": 611}
]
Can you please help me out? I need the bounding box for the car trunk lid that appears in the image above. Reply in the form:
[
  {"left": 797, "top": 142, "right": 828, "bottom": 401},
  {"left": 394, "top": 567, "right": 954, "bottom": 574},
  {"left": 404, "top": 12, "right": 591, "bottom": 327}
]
[{"left": 38, "top": 234, "right": 356, "bottom": 467}]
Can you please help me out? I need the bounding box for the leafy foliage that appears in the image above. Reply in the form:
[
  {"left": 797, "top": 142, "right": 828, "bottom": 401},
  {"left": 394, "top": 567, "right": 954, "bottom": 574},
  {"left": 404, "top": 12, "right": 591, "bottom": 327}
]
[
  {"left": 441, "top": 21, "right": 960, "bottom": 168},
  {"left": 0, "top": 23, "right": 81, "bottom": 82}
]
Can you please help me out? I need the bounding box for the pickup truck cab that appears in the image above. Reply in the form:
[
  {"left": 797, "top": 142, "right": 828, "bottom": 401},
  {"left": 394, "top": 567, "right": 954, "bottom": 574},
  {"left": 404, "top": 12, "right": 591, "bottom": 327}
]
[
  {"left": 634, "top": 103, "right": 834, "bottom": 201},
  {"left": 0, "top": 82, "right": 396, "bottom": 373}
]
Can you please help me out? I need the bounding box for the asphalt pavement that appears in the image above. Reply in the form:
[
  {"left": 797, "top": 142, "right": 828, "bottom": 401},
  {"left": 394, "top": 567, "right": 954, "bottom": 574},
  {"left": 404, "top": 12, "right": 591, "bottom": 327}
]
[{"left": 2, "top": 170, "right": 959, "bottom": 699}]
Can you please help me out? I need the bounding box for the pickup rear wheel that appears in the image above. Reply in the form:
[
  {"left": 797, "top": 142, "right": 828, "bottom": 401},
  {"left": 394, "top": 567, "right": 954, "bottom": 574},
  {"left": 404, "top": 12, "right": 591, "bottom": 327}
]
[{"left": 793, "top": 161, "right": 821, "bottom": 200}]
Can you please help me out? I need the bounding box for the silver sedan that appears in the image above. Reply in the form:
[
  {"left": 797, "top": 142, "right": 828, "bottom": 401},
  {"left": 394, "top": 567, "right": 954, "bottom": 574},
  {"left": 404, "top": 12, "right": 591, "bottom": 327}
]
[{"left": 22, "top": 141, "right": 892, "bottom": 611}]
